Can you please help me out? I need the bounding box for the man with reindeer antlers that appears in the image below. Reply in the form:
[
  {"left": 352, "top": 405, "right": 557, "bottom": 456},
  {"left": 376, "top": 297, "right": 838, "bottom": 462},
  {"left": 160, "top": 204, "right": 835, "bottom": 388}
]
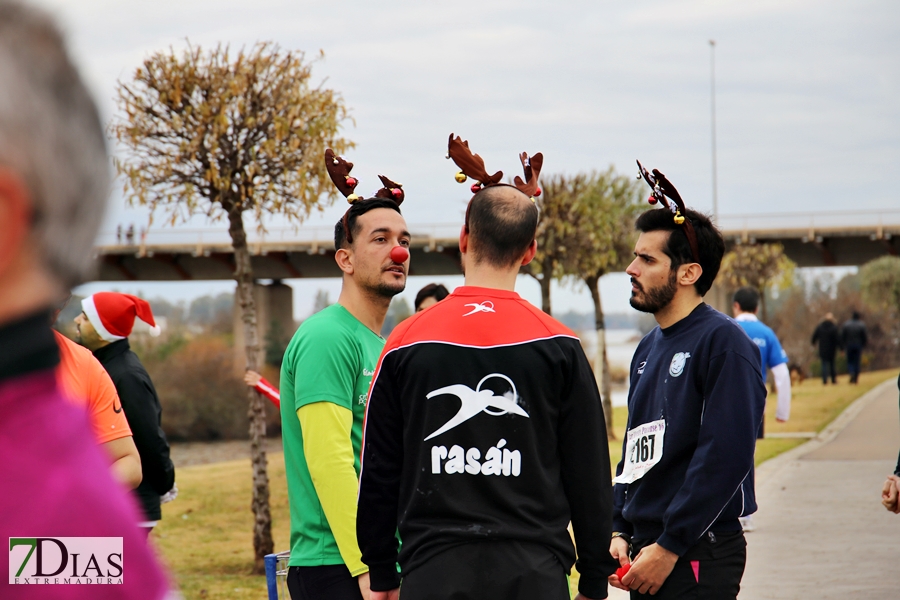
[
  {"left": 357, "top": 135, "right": 617, "bottom": 600},
  {"left": 607, "top": 163, "right": 766, "bottom": 599},
  {"left": 279, "top": 149, "right": 411, "bottom": 600}
]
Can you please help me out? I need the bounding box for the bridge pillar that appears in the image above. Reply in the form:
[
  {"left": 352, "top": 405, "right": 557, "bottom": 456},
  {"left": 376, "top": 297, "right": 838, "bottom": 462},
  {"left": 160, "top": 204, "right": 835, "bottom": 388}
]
[{"left": 233, "top": 281, "right": 295, "bottom": 375}]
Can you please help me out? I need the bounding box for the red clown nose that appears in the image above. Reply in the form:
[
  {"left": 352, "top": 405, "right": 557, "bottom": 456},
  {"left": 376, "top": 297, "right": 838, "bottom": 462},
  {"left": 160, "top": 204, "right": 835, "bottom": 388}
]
[{"left": 390, "top": 246, "right": 409, "bottom": 264}]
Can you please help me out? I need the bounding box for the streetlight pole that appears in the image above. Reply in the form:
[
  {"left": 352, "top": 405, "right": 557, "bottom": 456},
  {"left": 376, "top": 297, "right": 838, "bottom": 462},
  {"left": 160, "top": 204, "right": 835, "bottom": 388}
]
[{"left": 709, "top": 39, "right": 718, "bottom": 222}]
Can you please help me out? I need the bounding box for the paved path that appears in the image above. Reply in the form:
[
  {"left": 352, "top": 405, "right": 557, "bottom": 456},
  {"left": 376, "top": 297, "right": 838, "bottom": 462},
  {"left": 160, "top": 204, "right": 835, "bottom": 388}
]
[
  {"left": 606, "top": 375, "right": 900, "bottom": 600},
  {"left": 740, "top": 375, "right": 900, "bottom": 599}
]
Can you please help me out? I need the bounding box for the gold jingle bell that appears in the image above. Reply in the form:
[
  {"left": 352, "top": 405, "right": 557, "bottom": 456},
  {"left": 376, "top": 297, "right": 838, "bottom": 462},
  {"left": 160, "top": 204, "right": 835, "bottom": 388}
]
[
  {"left": 455, "top": 171, "right": 467, "bottom": 183},
  {"left": 347, "top": 194, "right": 361, "bottom": 204},
  {"left": 674, "top": 212, "right": 685, "bottom": 225}
]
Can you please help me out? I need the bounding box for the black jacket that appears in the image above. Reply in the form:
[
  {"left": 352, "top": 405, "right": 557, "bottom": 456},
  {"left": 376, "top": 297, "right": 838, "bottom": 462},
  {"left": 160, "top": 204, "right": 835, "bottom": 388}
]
[
  {"left": 94, "top": 339, "right": 174, "bottom": 521},
  {"left": 841, "top": 318, "right": 868, "bottom": 349},
  {"left": 357, "top": 287, "right": 616, "bottom": 599},
  {"left": 811, "top": 320, "right": 840, "bottom": 358}
]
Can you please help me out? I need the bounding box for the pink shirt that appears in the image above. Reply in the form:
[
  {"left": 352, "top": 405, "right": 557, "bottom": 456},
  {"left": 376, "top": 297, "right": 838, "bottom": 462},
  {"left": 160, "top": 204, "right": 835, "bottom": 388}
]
[{"left": 0, "top": 368, "right": 170, "bottom": 599}]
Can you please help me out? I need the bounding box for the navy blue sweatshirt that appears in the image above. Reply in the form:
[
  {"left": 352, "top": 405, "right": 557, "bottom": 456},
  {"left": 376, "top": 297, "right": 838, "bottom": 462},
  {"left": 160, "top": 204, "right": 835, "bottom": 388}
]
[{"left": 613, "top": 303, "right": 766, "bottom": 556}]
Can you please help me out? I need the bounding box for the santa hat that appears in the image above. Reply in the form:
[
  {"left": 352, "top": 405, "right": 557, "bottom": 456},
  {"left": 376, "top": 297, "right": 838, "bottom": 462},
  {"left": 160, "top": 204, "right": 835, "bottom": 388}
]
[{"left": 82, "top": 292, "right": 161, "bottom": 342}]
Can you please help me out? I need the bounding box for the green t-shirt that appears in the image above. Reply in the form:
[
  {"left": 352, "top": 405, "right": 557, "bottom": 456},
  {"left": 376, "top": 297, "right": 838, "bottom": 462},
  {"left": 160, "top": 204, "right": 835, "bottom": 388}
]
[{"left": 280, "top": 303, "right": 384, "bottom": 567}]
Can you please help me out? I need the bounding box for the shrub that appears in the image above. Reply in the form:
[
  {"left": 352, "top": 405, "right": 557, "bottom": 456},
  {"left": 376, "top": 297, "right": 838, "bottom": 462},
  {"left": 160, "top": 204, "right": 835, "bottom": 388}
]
[{"left": 136, "top": 335, "right": 281, "bottom": 441}]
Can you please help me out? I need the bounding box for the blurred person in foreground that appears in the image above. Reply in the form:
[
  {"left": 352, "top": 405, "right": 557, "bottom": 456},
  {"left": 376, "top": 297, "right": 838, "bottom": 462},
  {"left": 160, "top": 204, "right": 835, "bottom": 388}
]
[
  {"left": 0, "top": 2, "right": 169, "bottom": 597},
  {"left": 609, "top": 163, "right": 765, "bottom": 599},
  {"left": 414, "top": 282, "right": 449, "bottom": 312},
  {"left": 811, "top": 312, "right": 840, "bottom": 384},
  {"left": 279, "top": 151, "right": 410, "bottom": 600},
  {"left": 75, "top": 292, "right": 176, "bottom": 536},
  {"left": 358, "top": 135, "right": 616, "bottom": 600},
  {"left": 881, "top": 372, "right": 900, "bottom": 514}
]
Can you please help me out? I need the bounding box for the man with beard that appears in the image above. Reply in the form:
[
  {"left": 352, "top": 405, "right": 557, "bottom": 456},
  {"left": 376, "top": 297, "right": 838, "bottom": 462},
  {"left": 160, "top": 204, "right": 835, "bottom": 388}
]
[
  {"left": 279, "top": 152, "right": 410, "bottom": 600},
  {"left": 608, "top": 164, "right": 765, "bottom": 600}
]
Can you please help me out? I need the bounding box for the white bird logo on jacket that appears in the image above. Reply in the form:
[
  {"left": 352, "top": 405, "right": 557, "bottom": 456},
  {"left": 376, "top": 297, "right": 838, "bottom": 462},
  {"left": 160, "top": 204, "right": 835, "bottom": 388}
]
[{"left": 424, "top": 374, "right": 529, "bottom": 441}]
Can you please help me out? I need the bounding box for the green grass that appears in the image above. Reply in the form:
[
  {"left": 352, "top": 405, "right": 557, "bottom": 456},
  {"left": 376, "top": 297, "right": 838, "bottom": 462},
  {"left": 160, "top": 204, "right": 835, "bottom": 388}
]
[
  {"left": 152, "top": 455, "right": 291, "bottom": 600},
  {"left": 156, "top": 370, "right": 897, "bottom": 599}
]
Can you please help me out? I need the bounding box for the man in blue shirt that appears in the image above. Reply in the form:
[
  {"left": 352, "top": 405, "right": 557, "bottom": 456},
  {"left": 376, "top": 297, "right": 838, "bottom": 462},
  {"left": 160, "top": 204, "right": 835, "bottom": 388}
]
[
  {"left": 732, "top": 287, "right": 792, "bottom": 426},
  {"left": 731, "top": 287, "right": 792, "bottom": 534}
]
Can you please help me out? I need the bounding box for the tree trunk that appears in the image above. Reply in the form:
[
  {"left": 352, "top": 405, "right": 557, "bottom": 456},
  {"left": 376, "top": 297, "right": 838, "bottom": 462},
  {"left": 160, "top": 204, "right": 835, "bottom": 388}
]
[
  {"left": 227, "top": 207, "right": 274, "bottom": 574},
  {"left": 586, "top": 274, "right": 615, "bottom": 440},
  {"left": 540, "top": 256, "right": 553, "bottom": 315}
]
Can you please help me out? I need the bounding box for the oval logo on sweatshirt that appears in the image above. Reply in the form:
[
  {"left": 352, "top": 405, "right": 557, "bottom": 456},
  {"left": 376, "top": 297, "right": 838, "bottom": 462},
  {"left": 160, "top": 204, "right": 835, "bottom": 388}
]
[{"left": 669, "top": 352, "right": 691, "bottom": 377}]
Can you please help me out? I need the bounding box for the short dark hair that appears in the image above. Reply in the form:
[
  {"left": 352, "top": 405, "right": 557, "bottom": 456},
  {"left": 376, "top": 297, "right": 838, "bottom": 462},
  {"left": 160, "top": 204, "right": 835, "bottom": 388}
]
[
  {"left": 414, "top": 283, "right": 449, "bottom": 311},
  {"left": 467, "top": 186, "right": 538, "bottom": 269},
  {"left": 634, "top": 207, "right": 725, "bottom": 296},
  {"left": 334, "top": 198, "right": 402, "bottom": 250},
  {"left": 733, "top": 287, "right": 759, "bottom": 313}
]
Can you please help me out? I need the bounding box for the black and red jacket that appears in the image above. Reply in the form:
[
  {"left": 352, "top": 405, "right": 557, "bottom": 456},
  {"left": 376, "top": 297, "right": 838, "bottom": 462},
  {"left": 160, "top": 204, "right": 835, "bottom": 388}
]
[{"left": 357, "top": 286, "right": 617, "bottom": 599}]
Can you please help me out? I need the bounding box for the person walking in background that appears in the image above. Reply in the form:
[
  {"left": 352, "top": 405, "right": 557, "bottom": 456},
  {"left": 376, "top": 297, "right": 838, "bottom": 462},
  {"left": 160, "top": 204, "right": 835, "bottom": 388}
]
[
  {"left": 841, "top": 311, "right": 868, "bottom": 384},
  {"left": 279, "top": 152, "right": 410, "bottom": 600},
  {"left": 0, "top": 2, "right": 170, "bottom": 596},
  {"left": 413, "top": 282, "right": 449, "bottom": 312},
  {"left": 811, "top": 313, "right": 840, "bottom": 384},
  {"left": 75, "top": 292, "right": 176, "bottom": 536}
]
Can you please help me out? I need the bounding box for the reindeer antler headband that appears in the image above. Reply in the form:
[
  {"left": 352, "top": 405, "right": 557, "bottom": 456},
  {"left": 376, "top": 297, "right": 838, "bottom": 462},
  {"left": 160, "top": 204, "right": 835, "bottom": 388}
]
[
  {"left": 325, "top": 148, "right": 405, "bottom": 244},
  {"left": 446, "top": 133, "right": 543, "bottom": 230},
  {"left": 636, "top": 160, "right": 700, "bottom": 263}
]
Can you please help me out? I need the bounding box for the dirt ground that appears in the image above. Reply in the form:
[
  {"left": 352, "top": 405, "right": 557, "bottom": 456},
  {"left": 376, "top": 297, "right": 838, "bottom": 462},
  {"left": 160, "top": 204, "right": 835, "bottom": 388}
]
[{"left": 169, "top": 436, "right": 283, "bottom": 467}]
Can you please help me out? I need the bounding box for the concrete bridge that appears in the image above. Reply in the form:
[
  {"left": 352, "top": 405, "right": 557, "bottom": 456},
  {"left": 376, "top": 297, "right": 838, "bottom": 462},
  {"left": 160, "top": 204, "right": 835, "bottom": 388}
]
[{"left": 95, "top": 209, "right": 900, "bottom": 282}]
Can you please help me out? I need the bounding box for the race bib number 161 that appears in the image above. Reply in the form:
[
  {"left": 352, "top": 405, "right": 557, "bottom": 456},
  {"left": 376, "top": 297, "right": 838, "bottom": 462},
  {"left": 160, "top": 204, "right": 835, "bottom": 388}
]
[{"left": 613, "top": 419, "right": 665, "bottom": 484}]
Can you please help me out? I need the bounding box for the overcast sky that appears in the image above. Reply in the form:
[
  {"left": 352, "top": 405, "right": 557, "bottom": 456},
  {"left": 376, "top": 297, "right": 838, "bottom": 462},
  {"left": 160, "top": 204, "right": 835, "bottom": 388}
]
[{"left": 34, "top": 0, "right": 899, "bottom": 318}]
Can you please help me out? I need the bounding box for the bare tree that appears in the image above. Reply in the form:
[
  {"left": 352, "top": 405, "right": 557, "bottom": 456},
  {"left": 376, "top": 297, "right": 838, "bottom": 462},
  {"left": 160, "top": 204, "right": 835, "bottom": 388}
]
[
  {"left": 113, "top": 42, "right": 352, "bottom": 571},
  {"left": 719, "top": 243, "right": 795, "bottom": 321}
]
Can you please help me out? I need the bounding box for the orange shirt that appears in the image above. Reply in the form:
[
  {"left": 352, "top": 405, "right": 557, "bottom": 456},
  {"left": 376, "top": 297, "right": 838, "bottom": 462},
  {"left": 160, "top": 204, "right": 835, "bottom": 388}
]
[{"left": 55, "top": 330, "right": 132, "bottom": 444}]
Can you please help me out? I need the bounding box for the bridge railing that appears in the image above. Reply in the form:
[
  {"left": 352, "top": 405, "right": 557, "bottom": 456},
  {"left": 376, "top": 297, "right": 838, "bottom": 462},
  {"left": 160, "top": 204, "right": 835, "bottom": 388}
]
[
  {"left": 716, "top": 208, "right": 900, "bottom": 233},
  {"left": 95, "top": 223, "right": 464, "bottom": 249},
  {"left": 95, "top": 210, "right": 900, "bottom": 249}
]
